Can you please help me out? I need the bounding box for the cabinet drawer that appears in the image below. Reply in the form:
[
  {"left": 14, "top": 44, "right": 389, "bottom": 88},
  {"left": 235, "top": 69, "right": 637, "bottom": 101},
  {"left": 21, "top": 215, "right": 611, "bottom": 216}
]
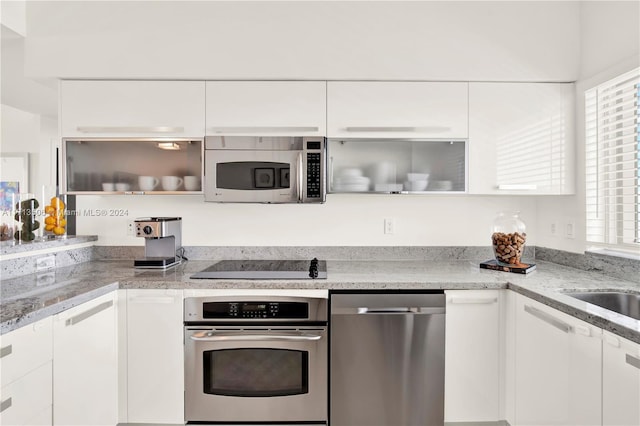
[
  {"left": 0, "top": 362, "right": 52, "bottom": 426},
  {"left": 0, "top": 318, "right": 52, "bottom": 387}
]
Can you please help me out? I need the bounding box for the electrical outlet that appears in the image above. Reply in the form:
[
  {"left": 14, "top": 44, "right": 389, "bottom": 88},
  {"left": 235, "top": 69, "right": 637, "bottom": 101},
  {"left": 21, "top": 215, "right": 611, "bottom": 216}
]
[
  {"left": 384, "top": 218, "right": 395, "bottom": 235},
  {"left": 127, "top": 220, "right": 136, "bottom": 236},
  {"left": 566, "top": 221, "right": 575, "bottom": 239},
  {"left": 550, "top": 222, "right": 557, "bottom": 235},
  {"left": 36, "top": 255, "right": 55, "bottom": 271}
]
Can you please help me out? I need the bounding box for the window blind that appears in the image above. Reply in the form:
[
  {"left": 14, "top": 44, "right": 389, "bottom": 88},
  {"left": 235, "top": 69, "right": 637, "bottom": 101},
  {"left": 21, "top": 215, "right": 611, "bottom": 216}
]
[{"left": 585, "top": 68, "right": 640, "bottom": 250}]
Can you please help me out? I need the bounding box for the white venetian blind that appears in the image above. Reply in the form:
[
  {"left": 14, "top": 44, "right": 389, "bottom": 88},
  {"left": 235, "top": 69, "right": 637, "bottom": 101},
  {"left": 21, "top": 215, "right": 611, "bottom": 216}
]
[{"left": 585, "top": 68, "right": 640, "bottom": 250}]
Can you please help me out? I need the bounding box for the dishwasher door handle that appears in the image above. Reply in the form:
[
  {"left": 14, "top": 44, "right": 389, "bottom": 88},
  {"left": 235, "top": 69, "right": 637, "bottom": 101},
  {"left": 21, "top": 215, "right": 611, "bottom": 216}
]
[{"left": 357, "top": 307, "right": 445, "bottom": 315}]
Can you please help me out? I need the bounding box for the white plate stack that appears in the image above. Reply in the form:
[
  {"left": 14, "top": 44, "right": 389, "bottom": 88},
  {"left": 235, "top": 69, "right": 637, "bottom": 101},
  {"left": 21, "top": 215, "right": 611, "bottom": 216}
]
[{"left": 333, "top": 168, "right": 370, "bottom": 192}]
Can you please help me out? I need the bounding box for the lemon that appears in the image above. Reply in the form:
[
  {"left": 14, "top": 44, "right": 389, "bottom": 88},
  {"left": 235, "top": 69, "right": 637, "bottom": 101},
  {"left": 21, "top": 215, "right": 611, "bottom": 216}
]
[
  {"left": 53, "top": 226, "right": 65, "bottom": 236},
  {"left": 44, "top": 216, "right": 56, "bottom": 225},
  {"left": 45, "top": 224, "right": 55, "bottom": 232},
  {"left": 57, "top": 218, "right": 67, "bottom": 227},
  {"left": 44, "top": 205, "right": 55, "bottom": 215}
]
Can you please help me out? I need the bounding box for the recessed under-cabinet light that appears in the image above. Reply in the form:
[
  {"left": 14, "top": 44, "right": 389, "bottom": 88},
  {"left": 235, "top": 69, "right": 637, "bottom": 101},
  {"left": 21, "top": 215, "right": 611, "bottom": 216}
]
[{"left": 157, "top": 142, "right": 181, "bottom": 150}]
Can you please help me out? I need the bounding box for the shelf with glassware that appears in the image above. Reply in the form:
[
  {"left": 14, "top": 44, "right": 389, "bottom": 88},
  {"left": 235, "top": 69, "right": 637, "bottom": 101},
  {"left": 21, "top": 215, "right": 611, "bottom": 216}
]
[
  {"left": 61, "top": 138, "right": 204, "bottom": 195},
  {"left": 327, "top": 138, "right": 467, "bottom": 194}
]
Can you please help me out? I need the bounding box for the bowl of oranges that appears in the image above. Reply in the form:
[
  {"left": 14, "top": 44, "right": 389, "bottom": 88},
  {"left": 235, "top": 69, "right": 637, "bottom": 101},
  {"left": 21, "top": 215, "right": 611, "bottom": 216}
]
[{"left": 44, "top": 196, "right": 67, "bottom": 237}]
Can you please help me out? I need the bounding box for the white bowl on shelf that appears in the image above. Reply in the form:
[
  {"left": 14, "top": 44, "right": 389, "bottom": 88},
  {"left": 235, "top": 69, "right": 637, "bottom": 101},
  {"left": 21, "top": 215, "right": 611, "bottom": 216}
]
[
  {"left": 403, "top": 180, "right": 428, "bottom": 191},
  {"left": 406, "top": 173, "right": 430, "bottom": 182}
]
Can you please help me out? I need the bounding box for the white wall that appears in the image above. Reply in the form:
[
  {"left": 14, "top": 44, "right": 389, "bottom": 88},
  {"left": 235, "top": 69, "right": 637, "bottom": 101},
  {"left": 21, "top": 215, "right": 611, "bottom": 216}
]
[
  {"left": 535, "top": 1, "right": 640, "bottom": 253},
  {"left": 17, "top": 1, "right": 639, "bottom": 249},
  {"left": 0, "top": 104, "right": 57, "bottom": 194},
  {"left": 24, "top": 1, "right": 580, "bottom": 81},
  {"left": 76, "top": 194, "right": 537, "bottom": 247}
]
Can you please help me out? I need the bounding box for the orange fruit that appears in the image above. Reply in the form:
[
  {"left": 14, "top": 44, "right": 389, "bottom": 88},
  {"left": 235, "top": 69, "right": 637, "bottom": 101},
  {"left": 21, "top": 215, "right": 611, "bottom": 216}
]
[
  {"left": 53, "top": 226, "right": 65, "bottom": 235},
  {"left": 44, "top": 216, "right": 56, "bottom": 225},
  {"left": 44, "top": 205, "right": 55, "bottom": 215},
  {"left": 45, "top": 224, "right": 55, "bottom": 232},
  {"left": 50, "top": 197, "right": 65, "bottom": 210},
  {"left": 57, "top": 218, "right": 67, "bottom": 227}
]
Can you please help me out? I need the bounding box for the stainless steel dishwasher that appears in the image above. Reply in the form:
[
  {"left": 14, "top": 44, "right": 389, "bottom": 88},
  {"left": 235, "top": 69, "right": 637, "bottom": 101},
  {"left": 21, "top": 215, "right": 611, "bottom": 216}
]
[{"left": 330, "top": 292, "right": 446, "bottom": 426}]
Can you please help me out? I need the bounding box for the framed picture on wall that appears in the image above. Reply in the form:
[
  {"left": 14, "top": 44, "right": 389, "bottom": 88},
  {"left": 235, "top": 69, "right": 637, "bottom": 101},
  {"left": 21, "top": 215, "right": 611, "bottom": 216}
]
[{"left": 0, "top": 153, "right": 30, "bottom": 212}]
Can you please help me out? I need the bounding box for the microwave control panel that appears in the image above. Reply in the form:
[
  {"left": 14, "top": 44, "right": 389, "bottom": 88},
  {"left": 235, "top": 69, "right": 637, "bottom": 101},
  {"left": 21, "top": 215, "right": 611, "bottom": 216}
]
[
  {"left": 202, "top": 301, "right": 309, "bottom": 319},
  {"left": 303, "top": 138, "right": 325, "bottom": 202}
]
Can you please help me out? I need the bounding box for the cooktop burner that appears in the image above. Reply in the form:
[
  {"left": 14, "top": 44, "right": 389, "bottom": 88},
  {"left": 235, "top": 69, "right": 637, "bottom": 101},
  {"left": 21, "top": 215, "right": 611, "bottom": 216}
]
[{"left": 191, "top": 258, "right": 327, "bottom": 280}]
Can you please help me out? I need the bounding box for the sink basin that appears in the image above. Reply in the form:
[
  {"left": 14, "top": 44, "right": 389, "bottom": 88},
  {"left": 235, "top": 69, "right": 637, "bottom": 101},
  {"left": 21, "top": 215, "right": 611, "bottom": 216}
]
[{"left": 566, "top": 291, "right": 640, "bottom": 320}]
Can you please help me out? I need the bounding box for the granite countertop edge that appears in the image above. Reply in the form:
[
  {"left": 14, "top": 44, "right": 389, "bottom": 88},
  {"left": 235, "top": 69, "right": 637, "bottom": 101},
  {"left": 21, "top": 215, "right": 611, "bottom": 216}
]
[{"left": 1, "top": 259, "right": 639, "bottom": 344}]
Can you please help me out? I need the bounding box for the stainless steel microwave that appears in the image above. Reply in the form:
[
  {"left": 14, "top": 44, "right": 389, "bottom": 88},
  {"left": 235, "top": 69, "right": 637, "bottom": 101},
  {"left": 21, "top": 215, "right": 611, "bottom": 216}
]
[{"left": 204, "top": 136, "right": 326, "bottom": 203}]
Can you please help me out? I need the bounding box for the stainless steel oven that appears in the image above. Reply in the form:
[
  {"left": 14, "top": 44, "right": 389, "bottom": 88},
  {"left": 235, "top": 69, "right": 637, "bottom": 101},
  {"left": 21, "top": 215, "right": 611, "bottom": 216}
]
[
  {"left": 184, "top": 296, "right": 328, "bottom": 425},
  {"left": 204, "top": 136, "right": 326, "bottom": 203}
]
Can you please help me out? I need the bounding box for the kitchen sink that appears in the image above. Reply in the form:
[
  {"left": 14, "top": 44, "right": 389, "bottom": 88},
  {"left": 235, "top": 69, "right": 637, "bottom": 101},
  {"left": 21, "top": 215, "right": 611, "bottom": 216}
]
[{"left": 566, "top": 291, "right": 640, "bottom": 320}]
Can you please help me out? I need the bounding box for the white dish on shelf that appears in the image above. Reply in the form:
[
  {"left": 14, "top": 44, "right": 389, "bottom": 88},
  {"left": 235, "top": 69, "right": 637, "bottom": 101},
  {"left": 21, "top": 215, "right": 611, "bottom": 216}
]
[
  {"left": 429, "top": 180, "right": 453, "bottom": 191},
  {"left": 374, "top": 183, "right": 404, "bottom": 192},
  {"left": 406, "top": 173, "right": 430, "bottom": 182},
  {"left": 333, "top": 183, "right": 370, "bottom": 192},
  {"left": 403, "top": 180, "right": 428, "bottom": 191}
]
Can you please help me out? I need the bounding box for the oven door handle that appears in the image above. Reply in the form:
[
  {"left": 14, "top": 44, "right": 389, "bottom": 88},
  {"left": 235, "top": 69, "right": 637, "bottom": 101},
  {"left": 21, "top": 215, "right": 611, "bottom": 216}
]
[{"left": 189, "top": 331, "right": 324, "bottom": 342}]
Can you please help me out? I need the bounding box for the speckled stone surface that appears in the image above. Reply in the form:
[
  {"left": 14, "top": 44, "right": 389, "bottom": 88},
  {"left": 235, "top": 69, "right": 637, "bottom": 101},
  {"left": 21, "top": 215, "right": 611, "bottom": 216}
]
[
  {"left": 536, "top": 246, "right": 640, "bottom": 282},
  {"left": 1, "top": 245, "right": 95, "bottom": 279},
  {"left": 1, "top": 235, "right": 97, "bottom": 255},
  {"left": 95, "top": 245, "right": 535, "bottom": 262},
  {"left": 1, "top": 258, "right": 638, "bottom": 344}
]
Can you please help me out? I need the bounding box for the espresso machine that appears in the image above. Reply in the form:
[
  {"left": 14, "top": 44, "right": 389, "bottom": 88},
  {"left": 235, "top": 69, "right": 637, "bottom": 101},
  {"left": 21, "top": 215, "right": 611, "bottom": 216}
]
[{"left": 133, "top": 217, "right": 183, "bottom": 269}]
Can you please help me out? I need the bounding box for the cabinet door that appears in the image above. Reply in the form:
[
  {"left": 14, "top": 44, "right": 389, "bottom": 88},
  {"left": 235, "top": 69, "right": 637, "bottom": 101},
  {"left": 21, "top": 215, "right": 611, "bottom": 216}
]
[
  {"left": 327, "top": 82, "right": 468, "bottom": 138},
  {"left": 468, "top": 82, "right": 575, "bottom": 195},
  {"left": 603, "top": 331, "right": 640, "bottom": 425},
  {"left": 126, "top": 289, "right": 184, "bottom": 424},
  {"left": 206, "top": 81, "right": 326, "bottom": 136},
  {"left": 61, "top": 80, "right": 205, "bottom": 137},
  {"left": 0, "top": 317, "right": 52, "bottom": 388},
  {"left": 0, "top": 363, "right": 52, "bottom": 426},
  {"left": 444, "top": 290, "right": 501, "bottom": 422},
  {"left": 515, "top": 295, "right": 601, "bottom": 426},
  {"left": 53, "top": 292, "right": 117, "bottom": 426}
]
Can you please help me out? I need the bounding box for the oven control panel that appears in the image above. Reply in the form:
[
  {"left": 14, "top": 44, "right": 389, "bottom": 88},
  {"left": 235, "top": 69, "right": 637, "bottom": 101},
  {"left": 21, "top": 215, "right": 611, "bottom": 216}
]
[{"left": 202, "top": 301, "right": 309, "bottom": 319}]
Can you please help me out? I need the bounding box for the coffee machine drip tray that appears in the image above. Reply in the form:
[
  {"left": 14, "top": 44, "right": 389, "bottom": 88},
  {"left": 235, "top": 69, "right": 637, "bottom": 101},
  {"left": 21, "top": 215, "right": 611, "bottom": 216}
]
[{"left": 134, "top": 257, "right": 180, "bottom": 269}]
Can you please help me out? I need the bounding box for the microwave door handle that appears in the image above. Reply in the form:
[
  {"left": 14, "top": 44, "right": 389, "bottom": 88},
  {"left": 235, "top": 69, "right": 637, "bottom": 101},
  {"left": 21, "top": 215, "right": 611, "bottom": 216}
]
[
  {"left": 190, "top": 332, "right": 323, "bottom": 342},
  {"left": 297, "top": 152, "right": 304, "bottom": 202}
]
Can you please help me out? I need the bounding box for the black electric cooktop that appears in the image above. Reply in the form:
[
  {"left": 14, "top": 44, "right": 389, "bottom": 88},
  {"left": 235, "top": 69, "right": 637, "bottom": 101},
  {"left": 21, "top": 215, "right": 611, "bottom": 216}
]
[{"left": 191, "top": 258, "right": 327, "bottom": 280}]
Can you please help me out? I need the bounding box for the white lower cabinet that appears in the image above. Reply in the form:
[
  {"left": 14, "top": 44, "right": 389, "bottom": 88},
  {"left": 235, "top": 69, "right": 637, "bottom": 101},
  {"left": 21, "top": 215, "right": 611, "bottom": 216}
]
[
  {"left": 0, "top": 363, "right": 52, "bottom": 426},
  {"left": 445, "top": 290, "right": 501, "bottom": 422},
  {"left": 514, "top": 294, "right": 602, "bottom": 426},
  {"left": 602, "top": 331, "right": 640, "bottom": 425},
  {"left": 0, "top": 317, "right": 53, "bottom": 426},
  {"left": 125, "top": 289, "right": 184, "bottom": 424},
  {"left": 53, "top": 292, "right": 118, "bottom": 426}
]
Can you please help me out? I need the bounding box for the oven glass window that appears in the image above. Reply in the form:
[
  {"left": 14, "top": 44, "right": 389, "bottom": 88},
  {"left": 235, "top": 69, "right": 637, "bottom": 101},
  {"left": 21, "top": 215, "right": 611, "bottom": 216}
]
[{"left": 203, "top": 348, "right": 309, "bottom": 397}]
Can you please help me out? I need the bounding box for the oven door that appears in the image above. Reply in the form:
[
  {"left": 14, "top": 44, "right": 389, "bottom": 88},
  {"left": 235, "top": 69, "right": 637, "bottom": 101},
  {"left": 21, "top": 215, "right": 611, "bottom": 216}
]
[
  {"left": 204, "top": 149, "right": 301, "bottom": 203},
  {"left": 184, "top": 326, "right": 327, "bottom": 424}
]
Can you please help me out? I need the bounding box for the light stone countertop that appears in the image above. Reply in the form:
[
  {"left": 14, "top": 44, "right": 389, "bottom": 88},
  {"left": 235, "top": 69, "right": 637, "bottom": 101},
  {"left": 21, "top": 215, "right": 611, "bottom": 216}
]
[{"left": 1, "top": 259, "right": 639, "bottom": 343}]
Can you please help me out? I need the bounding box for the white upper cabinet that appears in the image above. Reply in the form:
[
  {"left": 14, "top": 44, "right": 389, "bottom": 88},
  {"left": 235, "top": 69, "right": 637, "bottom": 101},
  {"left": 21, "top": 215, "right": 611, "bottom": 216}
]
[
  {"left": 60, "top": 80, "right": 206, "bottom": 137},
  {"left": 468, "top": 82, "right": 575, "bottom": 195},
  {"left": 327, "top": 82, "right": 468, "bottom": 139},
  {"left": 205, "top": 81, "right": 326, "bottom": 136}
]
